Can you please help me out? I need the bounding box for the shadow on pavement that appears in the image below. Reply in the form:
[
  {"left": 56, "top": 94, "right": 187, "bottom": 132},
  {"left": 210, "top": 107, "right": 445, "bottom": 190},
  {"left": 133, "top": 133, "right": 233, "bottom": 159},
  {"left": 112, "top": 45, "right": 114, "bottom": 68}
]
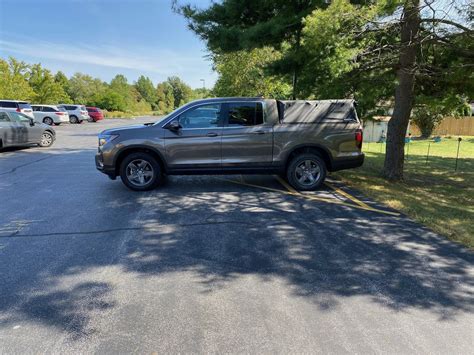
[{"left": 0, "top": 150, "right": 473, "bottom": 341}]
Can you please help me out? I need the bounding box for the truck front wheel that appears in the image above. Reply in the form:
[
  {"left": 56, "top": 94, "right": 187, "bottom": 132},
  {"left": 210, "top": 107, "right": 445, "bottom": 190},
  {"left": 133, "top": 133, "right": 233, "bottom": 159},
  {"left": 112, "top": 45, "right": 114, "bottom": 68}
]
[
  {"left": 286, "top": 153, "right": 327, "bottom": 191},
  {"left": 120, "top": 152, "right": 162, "bottom": 191}
]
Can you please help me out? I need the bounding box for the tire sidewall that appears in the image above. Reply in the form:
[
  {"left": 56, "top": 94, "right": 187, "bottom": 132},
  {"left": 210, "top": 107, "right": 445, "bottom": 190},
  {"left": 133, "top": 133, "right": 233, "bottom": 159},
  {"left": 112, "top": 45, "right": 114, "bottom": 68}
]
[
  {"left": 43, "top": 117, "right": 53, "bottom": 125},
  {"left": 287, "top": 154, "right": 327, "bottom": 191},
  {"left": 39, "top": 131, "right": 54, "bottom": 147},
  {"left": 70, "top": 115, "right": 78, "bottom": 124},
  {"left": 120, "top": 152, "right": 161, "bottom": 191}
]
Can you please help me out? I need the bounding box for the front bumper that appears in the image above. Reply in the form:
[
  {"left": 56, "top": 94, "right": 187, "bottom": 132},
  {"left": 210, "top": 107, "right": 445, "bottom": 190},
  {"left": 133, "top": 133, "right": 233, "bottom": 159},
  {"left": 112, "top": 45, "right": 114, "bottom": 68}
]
[{"left": 95, "top": 152, "right": 116, "bottom": 178}]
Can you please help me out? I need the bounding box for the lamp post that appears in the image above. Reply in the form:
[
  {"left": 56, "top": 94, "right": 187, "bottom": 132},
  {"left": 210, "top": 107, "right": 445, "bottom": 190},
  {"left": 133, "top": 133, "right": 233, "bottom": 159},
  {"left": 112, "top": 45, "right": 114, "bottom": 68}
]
[{"left": 200, "top": 79, "right": 205, "bottom": 90}]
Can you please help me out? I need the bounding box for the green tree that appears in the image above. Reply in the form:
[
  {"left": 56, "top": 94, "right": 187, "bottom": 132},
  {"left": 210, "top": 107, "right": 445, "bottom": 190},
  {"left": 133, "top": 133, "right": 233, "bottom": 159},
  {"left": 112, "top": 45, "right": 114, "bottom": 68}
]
[
  {"left": 301, "top": 0, "right": 473, "bottom": 180},
  {"left": 90, "top": 89, "right": 127, "bottom": 111},
  {"left": 178, "top": 0, "right": 326, "bottom": 99},
  {"left": 29, "top": 64, "right": 70, "bottom": 103},
  {"left": 212, "top": 47, "right": 291, "bottom": 98},
  {"left": 0, "top": 58, "right": 34, "bottom": 100},
  {"left": 68, "top": 73, "right": 106, "bottom": 103},
  {"left": 135, "top": 75, "right": 158, "bottom": 109},
  {"left": 192, "top": 87, "right": 212, "bottom": 100},
  {"left": 166, "top": 76, "right": 193, "bottom": 108},
  {"left": 156, "top": 82, "right": 175, "bottom": 114},
  {"left": 54, "top": 71, "right": 69, "bottom": 92}
]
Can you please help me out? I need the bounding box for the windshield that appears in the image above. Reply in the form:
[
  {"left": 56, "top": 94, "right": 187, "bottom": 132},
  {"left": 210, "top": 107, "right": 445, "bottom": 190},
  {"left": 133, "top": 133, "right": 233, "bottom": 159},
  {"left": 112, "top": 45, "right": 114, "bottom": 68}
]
[
  {"left": 58, "top": 106, "right": 67, "bottom": 112},
  {"left": 152, "top": 102, "right": 195, "bottom": 126},
  {"left": 18, "top": 102, "right": 32, "bottom": 109}
]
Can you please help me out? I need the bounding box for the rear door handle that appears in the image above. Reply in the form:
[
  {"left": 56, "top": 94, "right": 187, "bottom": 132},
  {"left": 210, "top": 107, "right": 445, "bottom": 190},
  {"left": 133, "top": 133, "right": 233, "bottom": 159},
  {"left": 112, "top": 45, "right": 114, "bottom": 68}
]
[
  {"left": 207, "top": 132, "right": 218, "bottom": 137},
  {"left": 254, "top": 130, "right": 265, "bottom": 135}
]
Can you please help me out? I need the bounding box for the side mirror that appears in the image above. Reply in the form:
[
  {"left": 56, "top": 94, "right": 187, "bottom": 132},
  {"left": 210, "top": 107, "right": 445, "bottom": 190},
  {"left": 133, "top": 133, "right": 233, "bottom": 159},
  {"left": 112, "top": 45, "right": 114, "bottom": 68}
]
[
  {"left": 29, "top": 118, "right": 35, "bottom": 126},
  {"left": 166, "top": 120, "right": 181, "bottom": 132}
]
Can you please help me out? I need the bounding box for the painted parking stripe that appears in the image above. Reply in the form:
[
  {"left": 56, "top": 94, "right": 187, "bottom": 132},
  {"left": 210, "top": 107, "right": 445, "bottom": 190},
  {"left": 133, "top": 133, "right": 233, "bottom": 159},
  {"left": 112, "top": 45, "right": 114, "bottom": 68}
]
[
  {"left": 273, "top": 176, "right": 399, "bottom": 216},
  {"left": 324, "top": 181, "right": 371, "bottom": 209},
  {"left": 215, "top": 176, "right": 399, "bottom": 216}
]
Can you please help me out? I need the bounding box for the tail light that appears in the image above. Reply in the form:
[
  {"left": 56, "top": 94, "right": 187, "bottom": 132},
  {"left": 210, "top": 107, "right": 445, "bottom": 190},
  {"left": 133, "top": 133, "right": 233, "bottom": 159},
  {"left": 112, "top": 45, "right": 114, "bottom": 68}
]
[
  {"left": 56, "top": 112, "right": 65, "bottom": 115},
  {"left": 81, "top": 110, "right": 87, "bottom": 114},
  {"left": 16, "top": 108, "right": 21, "bottom": 112},
  {"left": 355, "top": 129, "right": 363, "bottom": 149}
]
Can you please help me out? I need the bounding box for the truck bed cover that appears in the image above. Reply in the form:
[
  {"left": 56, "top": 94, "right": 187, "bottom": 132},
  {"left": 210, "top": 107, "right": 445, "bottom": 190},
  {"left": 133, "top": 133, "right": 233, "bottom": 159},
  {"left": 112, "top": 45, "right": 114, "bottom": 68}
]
[{"left": 278, "top": 99, "right": 356, "bottom": 123}]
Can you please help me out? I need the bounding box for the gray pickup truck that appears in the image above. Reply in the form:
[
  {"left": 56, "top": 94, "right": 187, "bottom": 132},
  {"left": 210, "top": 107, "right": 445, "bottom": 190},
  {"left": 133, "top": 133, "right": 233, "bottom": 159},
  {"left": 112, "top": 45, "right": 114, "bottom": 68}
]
[{"left": 95, "top": 97, "right": 364, "bottom": 191}]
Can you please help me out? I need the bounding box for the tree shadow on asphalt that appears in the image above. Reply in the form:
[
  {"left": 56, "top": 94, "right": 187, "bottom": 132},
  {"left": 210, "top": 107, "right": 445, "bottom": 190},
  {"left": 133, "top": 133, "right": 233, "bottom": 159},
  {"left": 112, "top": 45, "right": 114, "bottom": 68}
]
[{"left": 0, "top": 157, "right": 473, "bottom": 341}]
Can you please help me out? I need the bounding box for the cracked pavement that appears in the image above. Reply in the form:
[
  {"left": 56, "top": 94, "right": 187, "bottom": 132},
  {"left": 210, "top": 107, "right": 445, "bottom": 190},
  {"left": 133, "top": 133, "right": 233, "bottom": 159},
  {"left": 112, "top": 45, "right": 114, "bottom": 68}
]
[{"left": 0, "top": 117, "right": 473, "bottom": 353}]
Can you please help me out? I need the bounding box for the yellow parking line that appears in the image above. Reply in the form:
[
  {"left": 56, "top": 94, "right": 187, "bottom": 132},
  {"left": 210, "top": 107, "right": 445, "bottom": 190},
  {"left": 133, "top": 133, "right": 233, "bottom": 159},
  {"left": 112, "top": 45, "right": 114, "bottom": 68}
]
[
  {"left": 215, "top": 176, "right": 399, "bottom": 216},
  {"left": 324, "top": 181, "right": 371, "bottom": 209},
  {"left": 274, "top": 175, "right": 299, "bottom": 194}
]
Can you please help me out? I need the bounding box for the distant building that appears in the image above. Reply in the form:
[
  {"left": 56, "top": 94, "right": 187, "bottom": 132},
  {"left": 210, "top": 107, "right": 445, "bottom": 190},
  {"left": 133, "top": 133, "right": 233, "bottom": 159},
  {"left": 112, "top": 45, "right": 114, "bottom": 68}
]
[{"left": 362, "top": 116, "right": 411, "bottom": 142}]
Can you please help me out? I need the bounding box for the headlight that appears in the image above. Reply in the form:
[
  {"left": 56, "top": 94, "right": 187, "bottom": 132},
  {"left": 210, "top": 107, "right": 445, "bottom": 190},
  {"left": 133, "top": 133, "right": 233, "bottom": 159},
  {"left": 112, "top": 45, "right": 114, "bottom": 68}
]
[{"left": 98, "top": 134, "right": 119, "bottom": 146}]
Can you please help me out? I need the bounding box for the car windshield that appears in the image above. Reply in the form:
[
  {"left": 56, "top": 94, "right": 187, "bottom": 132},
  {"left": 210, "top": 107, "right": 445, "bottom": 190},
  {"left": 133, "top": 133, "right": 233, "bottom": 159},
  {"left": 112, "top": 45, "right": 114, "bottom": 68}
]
[
  {"left": 18, "top": 102, "right": 32, "bottom": 109},
  {"left": 58, "top": 106, "right": 67, "bottom": 112}
]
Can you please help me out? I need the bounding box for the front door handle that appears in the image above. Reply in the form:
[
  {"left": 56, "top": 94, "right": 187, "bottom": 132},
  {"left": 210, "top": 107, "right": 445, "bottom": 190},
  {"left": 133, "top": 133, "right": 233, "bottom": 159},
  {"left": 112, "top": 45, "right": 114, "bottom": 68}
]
[
  {"left": 254, "top": 130, "right": 265, "bottom": 135},
  {"left": 207, "top": 132, "right": 218, "bottom": 137}
]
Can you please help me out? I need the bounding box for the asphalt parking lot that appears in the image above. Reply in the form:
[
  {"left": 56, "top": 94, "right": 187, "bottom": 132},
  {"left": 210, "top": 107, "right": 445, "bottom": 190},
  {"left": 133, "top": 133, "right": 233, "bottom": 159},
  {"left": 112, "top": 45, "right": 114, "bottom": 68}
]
[{"left": 0, "top": 117, "right": 473, "bottom": 353}]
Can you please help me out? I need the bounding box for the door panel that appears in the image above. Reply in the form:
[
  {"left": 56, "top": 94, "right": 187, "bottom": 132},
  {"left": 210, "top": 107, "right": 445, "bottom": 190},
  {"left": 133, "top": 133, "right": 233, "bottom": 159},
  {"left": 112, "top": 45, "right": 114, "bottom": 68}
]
[
  {"left": 221, "top": 102, "right": 273, "bottom": 167},
  {"left": 25, "top": 123, "right": 44, "bottom": 143},
  {"left": 9, "top": 112, "right": 31, "bottom": 144},
  {"left": 221, "top": 126, "right": 273, "bottom": 166},
  {"left": 164, "top": 104, "right": 223, "bottom": 169},
  {"left": 0, "top": 112, "right": 18, "bottom": 146}
]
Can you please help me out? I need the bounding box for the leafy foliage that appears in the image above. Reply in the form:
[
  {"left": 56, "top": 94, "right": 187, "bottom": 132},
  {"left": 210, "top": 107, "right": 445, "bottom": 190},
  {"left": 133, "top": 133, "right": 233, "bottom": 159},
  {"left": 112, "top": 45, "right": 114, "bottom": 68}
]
[
  {"left": 0, "top": 56, "right": 200, "bottom": 115},
  {"left": 29, "top": 64, "right": 71, "bottom": 103},
  {"left": 179, "top": 0, "right": 328, "bottom": 97},
  {"left": 212, "top": 47, "right": 292, "bottom": 98},
  {"left": 0, "top": 58, "right": 35, "bottom": 100}
]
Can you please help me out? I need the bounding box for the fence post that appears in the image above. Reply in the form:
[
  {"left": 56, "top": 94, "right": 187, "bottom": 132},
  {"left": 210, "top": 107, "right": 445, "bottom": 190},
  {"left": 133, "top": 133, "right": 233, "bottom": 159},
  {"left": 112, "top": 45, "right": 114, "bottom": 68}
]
[
  {"left": 455, "top": 137, "right": 462, "bottom": 171},
  {"left": 425, "top": 142, "right": 431, "bottom": 164}
]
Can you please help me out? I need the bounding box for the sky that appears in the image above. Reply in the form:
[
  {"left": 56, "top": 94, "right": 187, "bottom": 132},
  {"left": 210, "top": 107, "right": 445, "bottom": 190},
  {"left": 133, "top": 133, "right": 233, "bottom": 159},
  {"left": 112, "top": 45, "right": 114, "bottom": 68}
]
[{"left": 0, "top": 0, "right": 216, "bottom": 88}]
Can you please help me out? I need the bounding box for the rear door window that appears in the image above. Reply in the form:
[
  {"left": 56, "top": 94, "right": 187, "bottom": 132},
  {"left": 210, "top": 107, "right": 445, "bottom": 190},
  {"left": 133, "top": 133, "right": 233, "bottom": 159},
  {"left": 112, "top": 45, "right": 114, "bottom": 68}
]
[
  {"left": 0, "top": 101, "right": 17, "bottom": 108},
  {"left": 43, "top": 106, "right": 56, "bottom": 112},
  {"left": 227, "top": 102, "right": 263, "bottom": 126}
]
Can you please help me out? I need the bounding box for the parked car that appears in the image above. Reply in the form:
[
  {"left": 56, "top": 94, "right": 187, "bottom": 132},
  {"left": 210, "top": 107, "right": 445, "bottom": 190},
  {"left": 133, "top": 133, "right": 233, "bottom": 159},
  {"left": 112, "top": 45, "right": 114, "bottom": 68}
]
[
  {"left": 86, "top": 106, "right": 104, "bottom": 122},
  {"left": 57, "top": 104, "right": 89, "bottom": 124},
  {"left": 0, "top": 109, "right": 55, "bottom": 148},
  {"left": 31, "top": 105, "right": 69, "bottom": 126},
  {"left": 0, "top": 100, "right": 34, "bottom": 119},
  {"left": 96, "top": 98, "right": 364, "bottom": 191}
]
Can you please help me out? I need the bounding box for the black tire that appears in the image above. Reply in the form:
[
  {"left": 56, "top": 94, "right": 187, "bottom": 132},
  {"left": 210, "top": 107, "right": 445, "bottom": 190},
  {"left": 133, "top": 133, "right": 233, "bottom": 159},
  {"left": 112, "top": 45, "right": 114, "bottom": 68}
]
[
  {"left": 120, "top": 152, "right": 161, "bottom": 191},
  {"left": 43, "top": 117, "right": 53, "bottom": 126},
  {"left": 286, "top": 153, "right": 327, "bottom": 191},
  {"left": 38, "top": 131, "right": 54, "bottom": 147},
  {"left": 54, "top": 123, "right": 61, "bottom": 126},
  {"left": 70, "top": 115, "right": 78, "bottom": 124}
]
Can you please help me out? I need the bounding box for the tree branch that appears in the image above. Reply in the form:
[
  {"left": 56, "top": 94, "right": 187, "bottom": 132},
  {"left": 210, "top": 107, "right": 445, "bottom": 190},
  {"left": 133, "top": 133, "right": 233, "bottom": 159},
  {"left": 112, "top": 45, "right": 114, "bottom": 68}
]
[{"left": 420, "top": 18, "right": 473, "bottom": 34}]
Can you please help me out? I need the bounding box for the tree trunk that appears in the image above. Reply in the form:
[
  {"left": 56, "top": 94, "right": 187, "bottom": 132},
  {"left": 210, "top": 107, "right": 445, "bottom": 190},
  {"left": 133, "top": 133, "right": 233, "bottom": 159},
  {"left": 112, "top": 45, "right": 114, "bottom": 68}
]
[
  {"left": 382, "top": 0, "right": 420, "bottom": 180},
  {"left": 292, "top": 69, "right": 298, "bottom": 100}
]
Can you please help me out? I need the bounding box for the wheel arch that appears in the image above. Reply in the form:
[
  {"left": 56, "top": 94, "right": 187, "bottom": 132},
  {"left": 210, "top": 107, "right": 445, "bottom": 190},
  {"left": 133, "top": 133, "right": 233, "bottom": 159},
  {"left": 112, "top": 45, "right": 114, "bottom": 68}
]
[
  {"left": 285, "top": 144, "right": 333, "bottom": 172},
  {"left": 114, "top": 145, "right": 167, "bottom": 176}
]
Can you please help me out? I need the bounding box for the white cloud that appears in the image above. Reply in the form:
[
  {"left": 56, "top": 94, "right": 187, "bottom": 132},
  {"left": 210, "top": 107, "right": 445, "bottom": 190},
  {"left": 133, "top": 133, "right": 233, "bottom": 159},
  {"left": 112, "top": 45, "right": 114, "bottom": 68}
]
[{"left": 0, "top": 35, "right": 217, "bottom": 87}]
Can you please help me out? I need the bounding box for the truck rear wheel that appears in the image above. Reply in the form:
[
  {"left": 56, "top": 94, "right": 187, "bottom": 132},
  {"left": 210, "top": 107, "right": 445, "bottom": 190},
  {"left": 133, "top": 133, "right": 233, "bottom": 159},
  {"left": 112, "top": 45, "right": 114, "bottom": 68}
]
[
  {"left": 287, "top": 153, "right": 327, "bottom": 191},
  {"left": 120, "top": 152, "right": 161, "bottom": 191}
]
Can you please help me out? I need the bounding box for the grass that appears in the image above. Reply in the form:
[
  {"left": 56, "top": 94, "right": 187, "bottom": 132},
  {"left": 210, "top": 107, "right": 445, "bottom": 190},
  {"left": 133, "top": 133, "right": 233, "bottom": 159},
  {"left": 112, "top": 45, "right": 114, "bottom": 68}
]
[{"left": 335, "top": 136, "right": 474, "bottom": 248}]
